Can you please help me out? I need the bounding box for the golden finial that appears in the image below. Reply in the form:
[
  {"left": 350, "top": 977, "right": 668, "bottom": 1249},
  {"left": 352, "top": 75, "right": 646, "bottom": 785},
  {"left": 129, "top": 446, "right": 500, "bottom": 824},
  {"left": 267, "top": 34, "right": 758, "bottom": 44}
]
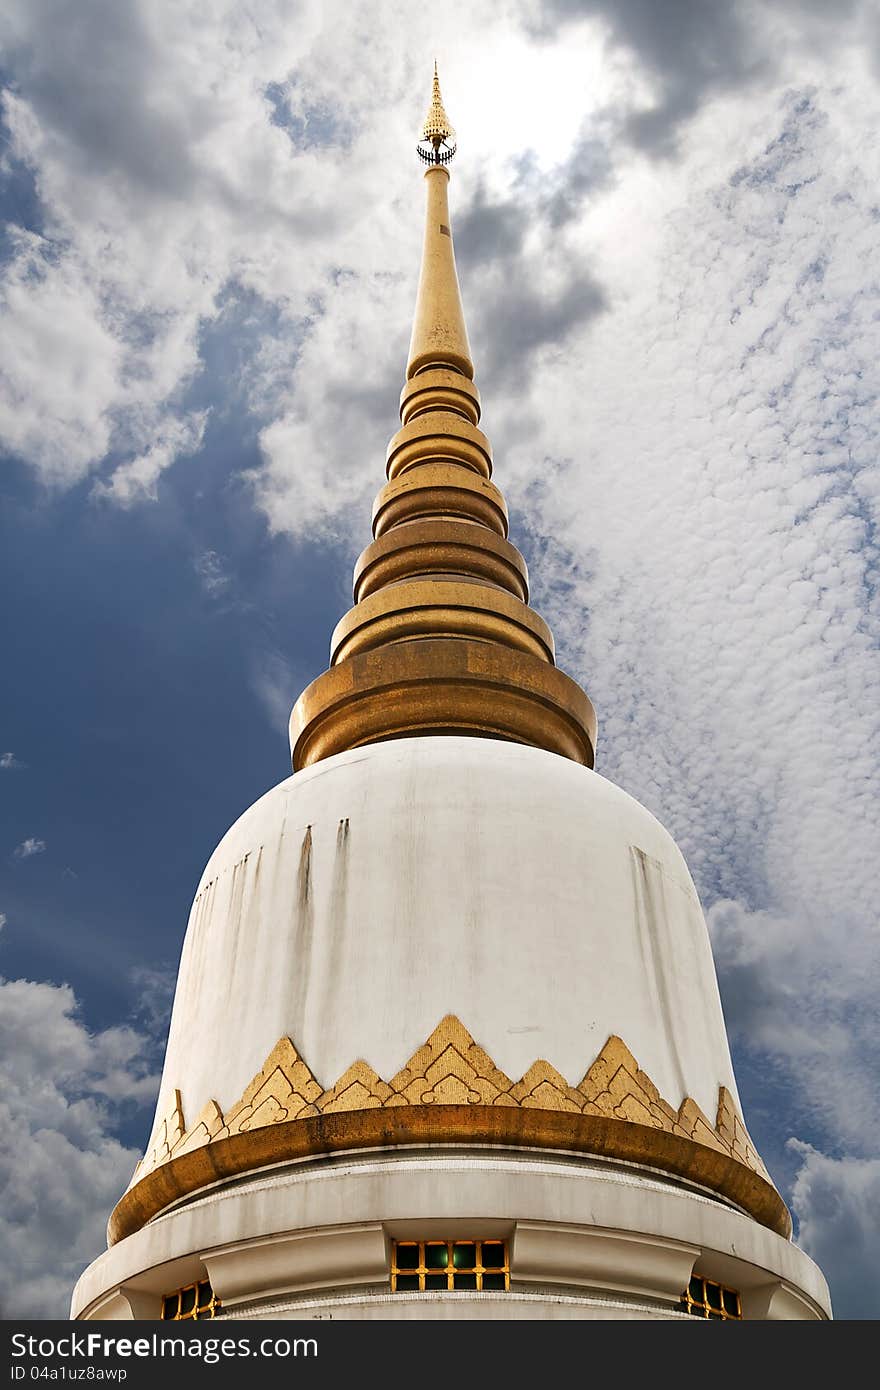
[{"left": 418, "top": 61, "right": 456, "bottom": 164}]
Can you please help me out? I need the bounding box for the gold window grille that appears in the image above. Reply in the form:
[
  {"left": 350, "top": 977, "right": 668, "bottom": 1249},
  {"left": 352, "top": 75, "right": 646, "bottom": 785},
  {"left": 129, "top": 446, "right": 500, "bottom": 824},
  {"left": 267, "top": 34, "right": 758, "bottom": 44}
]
[
  {"left": 161, "top": 1279, "right": 220, "bottom": 1320},
  {"left": 680, "top": 1275, "right": 742, "bottom": 1319},
  {"left": 391, "top": 1239, "right": 509, "bottom": 1292}
]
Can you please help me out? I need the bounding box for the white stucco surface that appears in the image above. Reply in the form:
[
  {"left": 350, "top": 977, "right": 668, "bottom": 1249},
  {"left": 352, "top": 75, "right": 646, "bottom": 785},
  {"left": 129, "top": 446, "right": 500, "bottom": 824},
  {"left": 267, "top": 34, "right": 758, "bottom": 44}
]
[{"left": 146, "top": 737, "right": 740, "bottom": 1153}]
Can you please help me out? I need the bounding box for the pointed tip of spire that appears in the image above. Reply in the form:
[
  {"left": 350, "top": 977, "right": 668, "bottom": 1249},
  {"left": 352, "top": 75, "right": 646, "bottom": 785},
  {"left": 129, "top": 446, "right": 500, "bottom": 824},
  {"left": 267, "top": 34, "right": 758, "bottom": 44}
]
[{"left": 418, "top": 62, "right": 456, "bottom": 164}]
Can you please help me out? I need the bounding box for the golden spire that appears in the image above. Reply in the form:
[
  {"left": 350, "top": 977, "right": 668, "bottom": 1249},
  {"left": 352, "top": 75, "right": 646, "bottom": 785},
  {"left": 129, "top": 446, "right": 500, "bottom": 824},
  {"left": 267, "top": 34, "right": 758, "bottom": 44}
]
[
  {"left": 408, "top": 69, "right": 472, "bottom": 380},
  {"left": 418, "top": 62, "right": 456, "bottom": 159},
  {"left": 289, "top": 72, "right": 597, "bottom": 772}
]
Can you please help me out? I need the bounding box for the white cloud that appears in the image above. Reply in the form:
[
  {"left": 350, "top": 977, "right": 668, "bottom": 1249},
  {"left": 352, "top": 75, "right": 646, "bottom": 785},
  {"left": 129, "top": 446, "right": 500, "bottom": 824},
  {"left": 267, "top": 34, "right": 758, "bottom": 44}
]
[
  {"left": 0, "top": 0, "right": 422, "bottom": 496},
  {"left": 1, "top": 752, "right": 26, "bottom": 770},
  {"left": 0, "top": 227, "right": 123, "bottom": 484},
  {"left": 499, "top": 85, "right": 880, "bottom": 1178},
  {"left": 2, "top": 0, "right": 873, "bottom": 517},
  {"left": 250, "top": 271, "right": 406, "bottom": 542},
  {"left": 13, "top": 837, "right": 46, "bottom": 860},
  {"left": 0, "top": 913, "right": 6, "bottom": 931},
  {"left": 192, "top": 547, "right": 231, "bottom": 599},
  {"left": 0, "top": 215, "right": 208, "bottom": 492},
  {"left": 92, "top": 411, "right": 208, "bottom": 507},
  {"left": 0, "top": 976, "right": 159, "bottom": 1319},
  {"left": 248, "top": 647, "right": 306, "bottom": 739},
  {"left": 707, "top": 899, "right": 879, "bottom": 1153},
  {"left": 128, "top": 964, "right": 176, "bottom": 1038},
  {"left": 788, "top": 1141, "right": 880, "bottom": 1320}
]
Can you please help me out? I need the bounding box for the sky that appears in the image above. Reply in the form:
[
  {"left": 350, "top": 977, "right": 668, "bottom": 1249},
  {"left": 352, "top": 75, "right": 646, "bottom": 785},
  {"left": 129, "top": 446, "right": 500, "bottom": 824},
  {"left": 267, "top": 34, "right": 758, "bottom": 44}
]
[{"left": 1, "top": 0, "right": 878, "bottom": 1322}]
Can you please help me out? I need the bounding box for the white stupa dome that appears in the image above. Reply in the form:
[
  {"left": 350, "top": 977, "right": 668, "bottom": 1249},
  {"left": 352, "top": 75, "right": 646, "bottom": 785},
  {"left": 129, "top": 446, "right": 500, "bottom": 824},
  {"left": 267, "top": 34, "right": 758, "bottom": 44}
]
[{"left": 151, "top": 735, "right": 738, "bottom": 1143}]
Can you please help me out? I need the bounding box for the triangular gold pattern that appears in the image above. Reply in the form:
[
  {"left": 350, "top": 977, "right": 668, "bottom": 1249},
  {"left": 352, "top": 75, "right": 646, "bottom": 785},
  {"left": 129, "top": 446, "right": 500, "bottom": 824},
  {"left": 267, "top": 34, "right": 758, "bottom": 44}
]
[
  {"left": 171, "top": 1100, "right": 224, "bottom": 1158},
  {"left": 717, "top": 1085, "right": 772, "bottom": 1181},
  {"left": 222, "top": 1037, "right": 322, "bottom": 1137},
  {"left": 509, "top": 1061, "right": 584, "bottom": 1112},
  {"left": 388, "top": 1016, "right": 514, "bottom": 1106},
  {"left": 318, "top": 1061, "right": 393, "bottom": 1113},
  {"left": 134, "top": 1089, "right": 186, "bottom": 1181},
  {"left": 134, "top": 1018, "right": 773, "bottom": 1192}
]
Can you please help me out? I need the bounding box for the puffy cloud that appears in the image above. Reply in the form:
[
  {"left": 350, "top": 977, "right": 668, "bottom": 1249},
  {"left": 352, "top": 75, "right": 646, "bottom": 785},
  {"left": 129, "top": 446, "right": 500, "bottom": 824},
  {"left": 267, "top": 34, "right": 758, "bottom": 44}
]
[
  {"left": 249, "top": 270, "right": 409, "bottom": 541},
  {"left": 0, "top": 0, "right": 876, "bottom": 507},
  {"left": 707, "top": 900, "right": 879, "bottom": 1154},
  {"left": 0, "top": 228, "right": 127, "bottom": 486},
  {"left": 92, "top": 412, "right": 208, "bottom": 507},
  {"left": 509, "top": 84, "right": 880, "bottom": 1181},
  {"left": 528, "top": 0, "right": 764, "bottom": 153},
  {"left": 0, "top": 976, "right": 159, "bottom": 1319},
  {"left": 0, "top": 4, "right": 289, "bottom": 491},
  {"left": 788, "top": 1142, "right": 880, "bottom": 1320},
  {"left": 526, "top": 0, "right": 877, "bottom": 153},
  {"left": 0, "top": 752, "right": 25, "bottom": 769},
  {"left": 128, "top": 964, "right": 176, "bottom": 1039},
  {"left": 13, "top": 837, "right": 46, "bottom": 860},
  {"left": 2, "top": 0, "right": 874, "bottom": 512},
  {"left": 0, "top": 0, "right": 427, "bottom": 497},
  {"left": 0, "top": 913, "right": 6, "bottom": 931}
]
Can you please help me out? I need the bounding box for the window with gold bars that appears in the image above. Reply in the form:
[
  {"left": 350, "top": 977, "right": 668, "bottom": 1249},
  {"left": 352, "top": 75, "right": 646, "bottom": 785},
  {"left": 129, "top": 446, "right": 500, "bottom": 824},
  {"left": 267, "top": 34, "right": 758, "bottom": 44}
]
[
  {"left": 680, "top": 1275, "right": 742, "bottom": 1319},
  {"left": 161, "top": 1279, "right": 220, "bottom": 1320},
  {"left": 391, "top": 1239, "right": 509, "bottom": 1292}
]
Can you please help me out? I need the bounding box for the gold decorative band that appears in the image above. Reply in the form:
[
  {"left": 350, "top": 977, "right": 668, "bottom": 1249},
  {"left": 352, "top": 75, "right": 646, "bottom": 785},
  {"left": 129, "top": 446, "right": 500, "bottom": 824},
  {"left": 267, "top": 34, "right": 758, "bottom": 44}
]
[
  {"left": 329, "top": 581, "right": 554, "bottom": 666},
  {"left": 352, "top": 521, "right": 529, "bottom": 603},
  {"left": 113, "top": 1019, "right": 788, "bottom": 1245},
  {"left": 372, "top": 463, "right": 508, "bottom": 536},
  {"left": 385, "top": 413, "right": 493, "bottom": 481},
  {"left": 109, "top": 1104, "right": 789, "bottom": 1247},
  {"left": 399, "top": 368, "right": 481, "bottom": 427},
  {"left": 288, "top": 637, "right": 597, "bottom": 769}
]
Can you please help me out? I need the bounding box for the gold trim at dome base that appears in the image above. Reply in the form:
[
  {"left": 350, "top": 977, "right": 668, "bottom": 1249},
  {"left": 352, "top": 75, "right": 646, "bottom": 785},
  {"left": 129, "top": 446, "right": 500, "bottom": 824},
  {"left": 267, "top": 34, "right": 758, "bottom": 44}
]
[
  {"left": 111, "top": 1019, "right": 789, "bottom": 1246},
  {"left": 289, "top": 636, "right": 597, "bottom": 770}
]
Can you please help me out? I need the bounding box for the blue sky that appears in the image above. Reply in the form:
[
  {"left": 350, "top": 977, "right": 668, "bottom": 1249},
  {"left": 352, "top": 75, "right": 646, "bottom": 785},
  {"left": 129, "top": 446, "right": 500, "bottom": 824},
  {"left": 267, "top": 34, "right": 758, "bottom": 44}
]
[{"left": 1, "top": 0, "right": 879, "bottom": 1320}]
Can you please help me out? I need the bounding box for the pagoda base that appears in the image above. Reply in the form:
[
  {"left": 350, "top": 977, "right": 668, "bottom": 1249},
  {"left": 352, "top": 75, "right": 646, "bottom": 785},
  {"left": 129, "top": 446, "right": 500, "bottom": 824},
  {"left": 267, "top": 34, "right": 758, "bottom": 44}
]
[{"left": 71, "top": 1146, "right": 830, "bottom": 1322}]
